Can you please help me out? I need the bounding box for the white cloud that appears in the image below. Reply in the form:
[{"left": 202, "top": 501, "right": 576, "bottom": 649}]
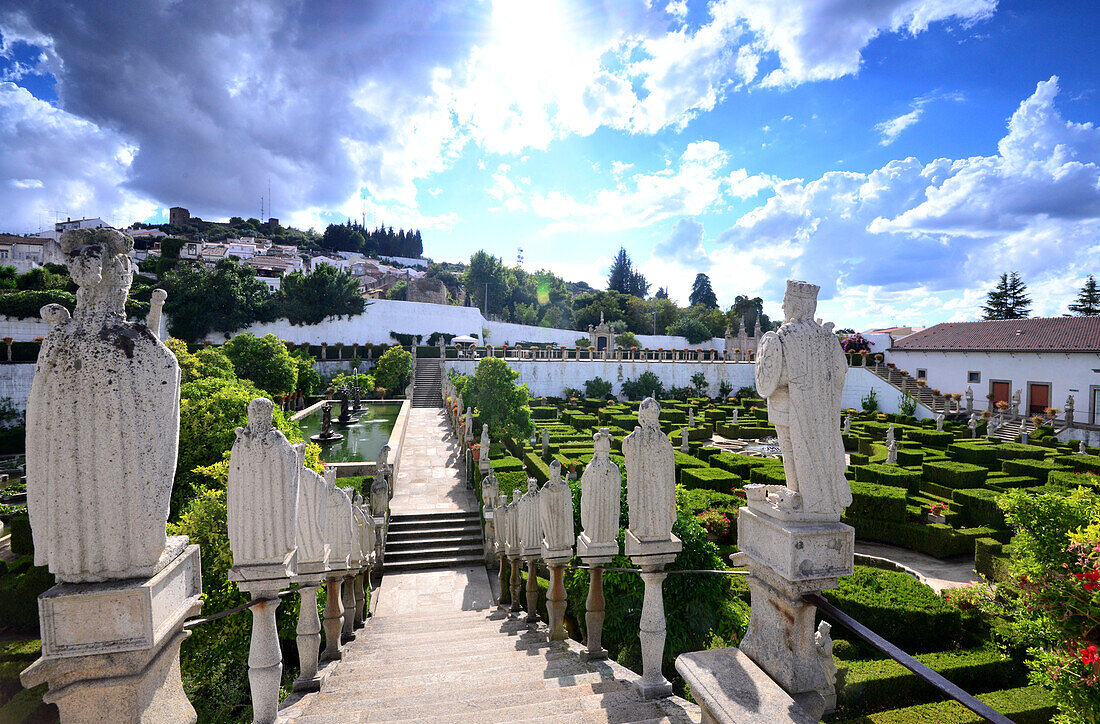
[{"left": 876, "top": 90, "right": 966, "bottom": 145}]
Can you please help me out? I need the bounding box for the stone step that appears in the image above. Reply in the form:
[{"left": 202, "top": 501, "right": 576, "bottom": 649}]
[
  {"left": 340, "top": 642, "right": 571, "bottom": 679},
  {"left": 386, "top": 521, "right": 481, "bottom": 534},
  {"left": 388, "top": 687, "right": 672, "bottom": 724},
  {"left": 347, "top": 620, "right": 535, "bottom": 650},
  {"left": 383, "top": 553, "right": 487, "bottom": 572},
  {"left": 389, "top": 512, "right": 480, "bottom": 524},
  {"left": 385, "top": 535, "right": 483, "bottom": 551},
  {"left": 339, "top": 631, "right": 552, "bottom": 664},
  {"left": 384, "top": 543, "right": 484, "bottom": 561},
  {"left": 385, "top": 525, "right": 483, "bottom": 541}
]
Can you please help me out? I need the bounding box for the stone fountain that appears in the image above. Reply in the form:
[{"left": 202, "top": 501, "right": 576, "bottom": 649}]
[{"left": 310, "top": 402, "right": 344, "bottom": 444}]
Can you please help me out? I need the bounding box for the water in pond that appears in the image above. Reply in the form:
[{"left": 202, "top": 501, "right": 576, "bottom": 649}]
[
  {"left": 296, "top": 403, "right": 399, "bottom": 463},
  {"left": 745, "top": 437, "right": 782, "bottom": 456}
]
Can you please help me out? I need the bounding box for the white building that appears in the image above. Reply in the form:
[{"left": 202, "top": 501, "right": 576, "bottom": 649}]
[{"left": 887, "top": 317, "right": 1100, "bottom": 424}]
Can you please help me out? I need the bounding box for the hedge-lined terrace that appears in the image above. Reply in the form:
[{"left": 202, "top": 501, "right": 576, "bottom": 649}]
[{"left": 450, "top": 385, "right": 1066, "bottom": 723}]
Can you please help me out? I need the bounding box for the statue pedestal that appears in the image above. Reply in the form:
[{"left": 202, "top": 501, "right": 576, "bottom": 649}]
[
  {"left": 291, "top": 563, "right": 328, "bottom": 693},
  {"left": 542, "top": 550, "right": 572, "bottom": 643},
  {"left": 735, "top": 505, "right": 853, "bottom": 719},
  {"left": 21, "top": 543, "right": 202, "bottom": 724},
  {"left": 627, "top": 533, "right": 682, "bottom": 701},
  {"left": 483, "top": 510, "right": 497, "bottom": 565}
]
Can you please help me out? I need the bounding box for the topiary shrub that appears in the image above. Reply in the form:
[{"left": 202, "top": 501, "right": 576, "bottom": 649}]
[
  {"left": 9, "top": 513, "right": 33, "bottom": 555},
  {"left": 680, "top": 467, "right": 740, "bottom": 493},
  {"left": 822, "top": 567, "right": 964, "bottom": 653},
  {"left": 951, "top": 488, "right": 1007, "bottom": 529},
  {"left": 854, "top": 464, "right": 921, "bottom": 494},
  {"left": 847, "top": 480, "right": 907, "bottom": 521},
  {"left": 922, "top": 460, "right": 987, "bottom": 489},
  {"left": 1001, "top": 457, "right": 1071, "bottom": 481},
  {"left": 905, "top": 429, "right": 955, "bottom": 448}
]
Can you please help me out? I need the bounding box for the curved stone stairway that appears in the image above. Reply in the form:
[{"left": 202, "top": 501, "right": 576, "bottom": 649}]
[{"left": 281, "top": 582, "right": 702, "bottom": 724}]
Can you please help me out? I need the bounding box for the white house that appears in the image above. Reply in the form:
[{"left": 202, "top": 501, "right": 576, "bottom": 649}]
[{"left": 887, "top": 317, "right": 1100, "bottom": 424}]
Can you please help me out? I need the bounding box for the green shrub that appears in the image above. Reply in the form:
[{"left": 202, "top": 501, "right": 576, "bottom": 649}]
[
  {"left": 854, "top": 464, "right": 921, "bottom": 494},
  {"left": 949, "top": 441, "right": 1048, "bottom": 467},
  {"left": 849, "top": 452, "right": 870, "bottom": 466},
  {"left": 894, "top": 448, "right": 924, "bottom": 467},
  {"left": 847, "top": 481, "right": 907, "bottom": 522},
  {"left": 1061, "top": 453, "right": 1100, "bottom": 474},
  {"left": 837, "top": 646, "right": 1026, "bottom": 715},
  {"left": 974, "top": 537, "right": 1003, "bottom": 579},
  {"left": 680, "top": 467, "right": 740, "bottom": 493},
  {"left": 710, "top": 452, "right": 771, "bottom": 479},
  {"left": 951, "top": 488, "right": 1007, "bottom": 529},
  {"left": 676, "top": 486, "right": 741, "bottom": 517},
  {"left": 846, "top": 516, "right": 971, "bottom": 558},
  {"left": 922, "top": 460, "right": 987, "bottom": 489},
  {"left": 222, "top": 333, "right": 298, "bottom": 396},
  {"left": 839, "top": 685, "right": 1054, "bottom": 724},
  {"left": 748, "top": 464, "right": 787, "bottom": 487},
  {"left": 489, "top": 456, "right": 524, "bottom": 473},
  {"left": 493, "top": 470, "right": 529, "bottom": 499},
  {"left": 529, "top": 406, "right": 557, "bottom": 420},
  {"left": 567, "top": 413, "right": 598, "bottom": 431},
  {"left": 523, "top": 451, "right": 551, "bottom": 484},
  {"left": 905, "top": 429, "right": 954, "bottom": 448},
  {"left": 583, "top": 377, "right": 613, "bottom": 399},
  {"left": 1001, "top": 457, "right": 1071, "bottom": 481},
  {"left": 8, "top": 513, "right": 32, "bottom": 555},
  {"left": 0, "top": 556, "right": 54, "bottom": 630},
  {"left": 822, "top": 567, "right": 963, "bottom": 653}
]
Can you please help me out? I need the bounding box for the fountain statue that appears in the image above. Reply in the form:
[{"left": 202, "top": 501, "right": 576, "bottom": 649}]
[
  {"left": 335, "top": 387, "right": 359, "bottom": 426},
  {"left": 311, "top": 402, "right": 344, "bottom": 444}
]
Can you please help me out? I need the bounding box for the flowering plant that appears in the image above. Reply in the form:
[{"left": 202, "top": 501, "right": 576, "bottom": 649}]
[
  {"left": 840, "top": 333, "right": 873, "bottom": 353},
  {"left": 929, "top": 502, "right": 947, "bottom": 517},
  {"left": 695, "top": 510, "right": 731, "bottom": 540},
  {"left": 996, "top": 401, "right": 1010, "bottom": 410}
]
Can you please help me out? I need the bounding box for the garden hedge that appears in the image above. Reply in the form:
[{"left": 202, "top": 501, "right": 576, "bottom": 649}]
[
  {"left": 748, "top": 464, "right": 787, "bottom": 487},
  {"left": 1046, "top": 469, "right": 1100, "bottom": 490},
  {"left": 837, "top": 646, "right": 1026, "bottom": 715},
  {"left": 950, "top": 488, "right": 1006, "bottom": 529},
  {"left": 847, "top": 481, "right": 907, "bottom": 522},
  {"left": 680, "top": 467, "right": 741, "bottom": 493},
  {"left": 489, "top": 456, "right": 524, "bottom": 473},
  {"left": 493, "top": 470, "right": 529, "bottom": 498},
  {"left": 1000, "top": 458, "right": 1070, "bottom": 481},
  {"left": 948, "top": 441, "right": 1047, "bottom": 467},
  {"left": 529, "top": 406, "right": 557, "bottom": 420},
  {"left": 523, "top": 451, "right": 551, "bottom": 484},
  {"left": 9, "top": 514, "right": 32, "bottom": 555},
  {"left": 853, "top": 464, "right": 921, "bottom": 494},
  {"left": 676, "top": 487, "right": 741, "bottom": 517},
  {"left": 839, "top": 685, "right": 1054, "bottom": 724},
  {"left": 905, "top": 429, "right": 955, "bottom": 448},
  {"left": 821, "top": 567, "right": 963, "bottom": 653},
  {"left": 922, "top": 461, "right": 987, "bottom": 489},
  {"left": 974, "top": 537, "right": 1004, "bottom": 579},
  {"left": 844, "top": 516, "right": 971, "bottom": 558},
  {"left": 673, "top": 451, "right": 708, "bottom": 483}
]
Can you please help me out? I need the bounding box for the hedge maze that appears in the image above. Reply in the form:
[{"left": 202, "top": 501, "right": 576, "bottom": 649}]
[{"left": 466, "top": 394, "right": 1067, "bottom": 722}]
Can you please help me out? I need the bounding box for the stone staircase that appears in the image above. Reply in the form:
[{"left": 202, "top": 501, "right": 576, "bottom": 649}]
[
  {"left": 383, "top": 511, "right": 485, "bottom": 572},
  {"left": 412, "top": 359, "right": 443, "bottom": 408},
  {"left": 282, "top": 606, "right": 703, "bottom": 723},
  {"left": 865, "top": 364, "right": 963, "bottom": 418}
]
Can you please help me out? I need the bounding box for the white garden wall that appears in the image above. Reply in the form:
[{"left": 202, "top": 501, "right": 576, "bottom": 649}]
[
  {"left": 0, "top": 316, "right": 52, "bottom": 341},
  {"left": 0, "top": 363, "right": 37, "bottom": 411},
  {"left": 841, "top": 367, "right": 934, "bottom": 419}
]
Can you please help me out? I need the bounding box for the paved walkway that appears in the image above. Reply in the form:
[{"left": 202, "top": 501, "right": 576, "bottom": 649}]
[
  {"left": 389, "top": 408, "right": 478, "bottom": 516},
  {"left": 855, "top": 542, "right": 982, "bottom": 592}
]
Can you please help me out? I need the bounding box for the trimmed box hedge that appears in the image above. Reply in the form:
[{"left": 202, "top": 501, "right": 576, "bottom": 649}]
[
  {"left": 822, "top": 567, "right": 963, "bottom": 653},
  {"left": 1001, "top": 457, "right": 1070, "bottom": 481},
  {"left": 853, "top": 464, "right": 921, "bottom": 494},
  {"left": 710, "top": 452, "right": 772, "bottom": 479},
  {"left": 922, "top": 460, "right": 987, "bottom": 489},
  {"left": 844, "top": 516, "right": 971, "bottom": 559},
  {"left": 905, "top": 429, "right": 955, "bottom": 448},
  {"left": 489, "top": 456, "right": 524, "bottom": 473},
  {"left": 975, "top": 537, "right": 1004, "bottom": 579},
  {"left": 680, "top": 467, "right": 741, "bottom": 493},
  {"left": 748, "top": 464, "right": 787, "bottom": 487},
  {"left": 950, "top": 488, "right": 1006, "bottom": 529},
  {"left": 847, "top": 481, "right": 907, "bottom": 522},
  {"left": 840, "top": 685, "right": 1055, "bottom": 724},
  {"left": 529, "top": 406, "right": 557, "bottom": 420}
]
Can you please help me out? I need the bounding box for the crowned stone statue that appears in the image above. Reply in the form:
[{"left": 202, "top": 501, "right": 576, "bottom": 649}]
[
  {"left": 623, "top": 398, "right": 678, "bottom": 546},
  {"left": 26, "top": 228, "right": 181, "bottom": 582},
  {"left": 754, "top": 280, "right": 850, "bottom": 519},
  {"left": 228, "top": 398, "right": 300, "bottom": 578},
  {"left": 578, "top": 428, "right": 622, "bottom": 559},
  {"left": 540, "top": 461, "right": 574, "bottom": 561},
  {"left": 294, "top": 444, "right": 329, "bottom": 568}
]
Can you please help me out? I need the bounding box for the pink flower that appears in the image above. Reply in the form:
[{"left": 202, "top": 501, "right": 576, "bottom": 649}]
[{"left": 1082, "top": 646, "right": 1099, "bottom": 667}]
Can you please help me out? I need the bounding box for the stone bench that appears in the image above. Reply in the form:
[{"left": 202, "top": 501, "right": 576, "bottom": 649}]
[{"left": 675, "top": 647, "right": 818, "bottom": 724}]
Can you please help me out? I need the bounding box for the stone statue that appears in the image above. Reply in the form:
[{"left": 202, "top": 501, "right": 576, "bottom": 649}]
[
  {"left": 969, "top": 413, "right": 979, "bottom": 439},
  {"left": 147, "top": 288, "right": 167, "bottom": 341},
  {"left": 688, "top": 408, "right": 695, "bottom": 427},
  {"left": 540, "top": 462, "right": 574, "bottom": 557},
  {"left": 518, "top": 477, "right": 542, "bottom": 554},
  {"left": 337, "top": 388, "right": 351, "bottom": 423},
  {"left": 622, "top": 398, "right": 677, "bottom": 543},
  {"left": 541, "top": 428, "right": 550, "bottom": 458},
  {"left": 934, "top": 413, "right": 945, "bottom": 432},
  {"left": 843, "top": 413, "right": 851, "bottom": 435},
  {"left": 815, "top": 621, "right": 838, "bottom": 713},
  {"left": 1066, "top": 395, "right": 1075, "bottom": 425},
  {"left": 680, "top": 427, "right": 690, "bottom": 454},
  {"left": 1079, "top": 439, "right": 1088, "bottom": 456},
  {"left": 294, "top": 445, "right": 329, "bottom": 567},
  {"left": 1011, "top": 389, "right": 1022, "bottom": 418},
  {"left": 482, "top": 472, "right": 499, "bottom": 510},
  {"left": 754, "top": 280, "right": 849, "bottom": 518},
  {"left": 965, "top": 387, "right": 974, "bottom": 413},
  {"left": 578, "top": 428, "right": 622, "bottom": 557},
  {"left": 26, "top": 228, "right": 181, "bottom": 582},
  {"left": 321, "top": 402, "right": 334, "bottom": 436},
  {"left": 886, "top": 439, "right": 897, "bottom": 465},
  {"left": 480, "top": 424, "right": 491, "bottom": 463},
  {"left": 730, "top": 407, "right": 738, "bottom": 424},
  {"left": 465, "top": 407, "right": 474, "bottom": 442},
  {"left": 375, "top": 444, "right": 390, "bottom": 497},
  {"left": 324, "top": 472, "right": 356, "bottom": 568},
  {"left": 227, "top": 398, "right": 300, "bottom": 573},
  {"left": 885, "top": 424, "right": 895, "bottom": 448},
  {"left": 494, "top": 493, "right": 508, "bottom": 553},
  {"left": 505, "top": 490, "right": 521, "bottom": 556},
  {"left": 370, "top": 455, "right": 389, "bottom": 518}
]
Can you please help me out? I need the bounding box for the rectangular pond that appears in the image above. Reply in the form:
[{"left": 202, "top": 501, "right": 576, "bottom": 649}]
[{"left": 296, "top": 402, "right": 400, "bottom": 463}]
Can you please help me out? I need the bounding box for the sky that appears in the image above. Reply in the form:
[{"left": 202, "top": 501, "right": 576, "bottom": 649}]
[{"left": 1, "top": 0, "right": 1099, "bottom": 330}]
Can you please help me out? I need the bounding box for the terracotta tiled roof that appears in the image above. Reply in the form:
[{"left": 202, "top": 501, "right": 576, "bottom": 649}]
[{"left": 891, "top": 317, "right": 1100, "bottom": 352}]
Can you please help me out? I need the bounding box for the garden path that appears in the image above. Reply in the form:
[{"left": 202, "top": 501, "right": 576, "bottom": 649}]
[{"left": 855, "top": 542, "right": 982, "bottom": 592}]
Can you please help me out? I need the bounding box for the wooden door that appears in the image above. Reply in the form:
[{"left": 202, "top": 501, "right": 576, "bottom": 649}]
[
  {"left": 991, "top": 381, "right": 1010, "bottom": 405},
  {"left": 1029, "top": 383, "right": 1050, "bottom": 415}
]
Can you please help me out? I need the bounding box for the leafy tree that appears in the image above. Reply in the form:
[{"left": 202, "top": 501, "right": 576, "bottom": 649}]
[
  {"left": 277, "top": 264, "right": 365, "bottom": 325},
  {"left": 161, "top": 259, "right": 276, "bottom": 342},
  {"left": 573, "top": 291, "right": 649, "bottom": 333},
  {"left": 373, "top": 345, "right": 411, "bottom": 394},
  {"left": 467, "top": 356, "right": 534, "bottom": 439},
  {"left": 1069, "top": 275, "right": 1100, "bottom": 316},
  {"left": 620, "top": 371, "right": 664, "bottom": 400},
  {"left": 320, "top": 222, "right": 366, "bottom": 253},
  {"left": 165, "top": 338, "right": 236, "bottom": 384},
  {"left": 584, "top": 377, "right": 613, "bottom": 399},
  {"left": 615, "top": 331, "right": 640, "bottom": 348},
  {"left": 654, "top": 286, "right": 669, "bottom": 300},
  {"left": 982, "top": 271, "right": 1031, "bottom": 319},
  {"left": 691, "top": 372, "right": 709, "bottom": 397},
  {"left": 643, "top": 297, "right": 680, "bottom": 335},
  {"left": 607, "top": 247, "right": 649, "bottom": 297},
  {"left": 464, "top": 251, "right": 515, "bottom": 317},
  {"left": 386, "top": 280, "right": 408, "bottom": 300},
  {"left": 15, "top": 265, "right": 71, "bottom": 291},
  {"left": 666, "top": 315, "right": 714, "bottom": 344},
  {"left": 689, "top": 273, "right": 718, "bottom": 309},
  {"left": 292, "top": 351, "right": 321, "bottom": 395},
  {"left": 222, "top": 333, "right": 298, "bottom": 395},
  {"left": 727, "top": 295, "right": 772, "bottom": 333}
]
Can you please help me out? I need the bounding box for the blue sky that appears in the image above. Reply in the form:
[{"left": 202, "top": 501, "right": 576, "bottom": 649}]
[{"left": 1, "top": 0, "right": 1099, "bottom": 329}]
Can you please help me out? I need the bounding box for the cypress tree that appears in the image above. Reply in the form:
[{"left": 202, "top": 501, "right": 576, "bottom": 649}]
[{"left": 689, "top": 273, "right": 718, "bottom": 308}]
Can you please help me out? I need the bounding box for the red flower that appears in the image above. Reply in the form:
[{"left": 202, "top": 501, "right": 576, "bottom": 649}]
[
  {"left": 1082, "top": 646, "right": 1099, "bottom": 667},
  {"left": 1076, "top": 570, "right": 1100, "bottom": 591}
]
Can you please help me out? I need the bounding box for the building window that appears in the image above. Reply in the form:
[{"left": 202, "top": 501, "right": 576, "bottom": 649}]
[
  {"left": 916, "top": 369, "right": 927, "bottom": 380},
  {"left": 968, "top": 371, "right": 981, "bottom": 384}
]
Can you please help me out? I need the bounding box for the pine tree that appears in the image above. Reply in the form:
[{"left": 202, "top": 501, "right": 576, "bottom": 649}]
[
  {"left": 607, "top": 247, "right": 648, "bottom": 297},
  {"left": 654, "top": 287, "right": 669, "bottom": 300},
  {"left": 982, "top": 271, "right": 1031, "bottom": 319},
  {"left": 689, "top": 273, "right": 718, "bottom": 308},
  {"left": 1069, "top": 275, "right": 1100, "bottom": 316}
]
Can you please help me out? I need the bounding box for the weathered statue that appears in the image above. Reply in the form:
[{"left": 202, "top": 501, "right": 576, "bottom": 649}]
[
  {"left": 843, "top": 413, "right": 851, "bottom": 435},
  {"left": 815, "top": 621, "right": 838, "bottom": 712},
  {"left": 320, "top": 402, "right": 334, "bottom": 437},
  {"left": 228, "top": 398, "right": 300, "bottom": 570},
  {"left": 518, "top": 478, "right": 542, "bottom": 553},
  {"left": 754, "top": 280, "right": 849, "bottom": 518},
  {"left": 294, "top": 444, "right": 329, "bottom": 567},
  {"left": 480, "top": 424, "right": 491, "bottom": 463},
  {"left": 934, "top": 413, "right": 945, "bottom": 432},
  {"left": 324, "top": 470, "right": 356, "bottom": 567},
  {"left": 26, "top": 228, "right": 181, "bottom": 582},
  {"left": 482, "top": 472, "right": 499, "bottom": 510},
  {"left": 540, "top": 461, "right": 574, "bottom": 555},
  {"left": 885, "top": 424, "right": 895, "bottom": 448},
  {"left": 578, "top": 428, "right": 622, "bottom": 554},
  {"left": 622, "top": 398, "right": 676, "bottom": 542}
]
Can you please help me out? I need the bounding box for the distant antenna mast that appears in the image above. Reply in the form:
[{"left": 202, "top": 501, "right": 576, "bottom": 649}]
[
  {"left": 267, "top": 179, "right": 271, "bottom": 220},
  {"left": 260, "top": 194, "right": 264, "bottom": 220}
]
